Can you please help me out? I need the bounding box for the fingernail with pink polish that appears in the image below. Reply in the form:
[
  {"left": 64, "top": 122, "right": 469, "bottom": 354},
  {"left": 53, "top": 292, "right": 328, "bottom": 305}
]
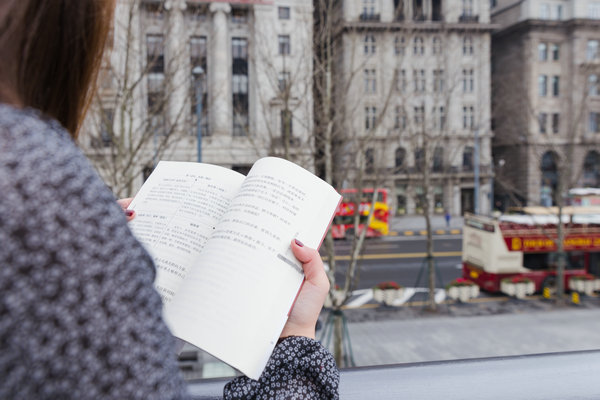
[{"left": 294, "top": 239, "right": 304, "bottom": 247}]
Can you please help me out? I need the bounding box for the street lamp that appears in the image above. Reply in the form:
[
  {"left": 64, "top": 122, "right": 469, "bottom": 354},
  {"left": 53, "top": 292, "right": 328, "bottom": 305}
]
[{"left": 192, "top": 66, "right": 204, "bottom": 163}]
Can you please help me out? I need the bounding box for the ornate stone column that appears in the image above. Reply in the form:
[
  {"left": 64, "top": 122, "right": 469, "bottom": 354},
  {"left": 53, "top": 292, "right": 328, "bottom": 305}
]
[{"left": 209, "top": 2, "right": 232, "bottom": 136}]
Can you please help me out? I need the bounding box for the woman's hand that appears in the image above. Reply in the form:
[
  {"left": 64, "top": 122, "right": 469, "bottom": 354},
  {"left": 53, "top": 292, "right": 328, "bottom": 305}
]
[
  {"left": 280, "top": 239, "right": 330, "bottom": 340},
  {"left": 117, "top": 198, "right": 135, "bottom": 222}
]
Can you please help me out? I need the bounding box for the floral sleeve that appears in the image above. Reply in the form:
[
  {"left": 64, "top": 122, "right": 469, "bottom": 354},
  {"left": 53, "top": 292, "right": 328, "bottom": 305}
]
[{"left": 223, "top": 336, "right": 339, "bottom": 400}]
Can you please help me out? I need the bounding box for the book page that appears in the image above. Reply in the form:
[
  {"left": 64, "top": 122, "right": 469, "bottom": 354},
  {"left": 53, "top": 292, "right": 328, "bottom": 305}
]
[
  {"left": 163, "top": 157, "right": 341, "bottom": 379},
  {"left": 127, "top": 161, "right": 245, "bottom": 303}
]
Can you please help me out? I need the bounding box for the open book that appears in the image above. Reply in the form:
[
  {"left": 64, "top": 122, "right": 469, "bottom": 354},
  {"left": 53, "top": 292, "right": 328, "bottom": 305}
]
[{"left": 127, "top": 157, "right": 341, "bottom": 380}]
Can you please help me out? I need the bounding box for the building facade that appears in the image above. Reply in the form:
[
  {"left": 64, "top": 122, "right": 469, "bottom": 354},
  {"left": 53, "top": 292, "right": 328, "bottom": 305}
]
[
  {"left": 331, "top": 0, "right": 495, "bottom": 216},
  {"left": 492, "top": 0, "right": 600, "bottom": 207},
  {"left": 81, "top": 0, "right": 314, "bottom": 196}
]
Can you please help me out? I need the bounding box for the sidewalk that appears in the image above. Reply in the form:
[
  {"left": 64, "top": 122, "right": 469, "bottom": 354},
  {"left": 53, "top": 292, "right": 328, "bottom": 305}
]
[{"left": 390, "top": 214, "right": 464, "bottom": 236}]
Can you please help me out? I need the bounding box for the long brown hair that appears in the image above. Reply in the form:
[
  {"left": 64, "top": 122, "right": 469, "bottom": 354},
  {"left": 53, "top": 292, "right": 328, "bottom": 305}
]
[{"left": 0, "top": 0, "right": 115, "bottom": 138}]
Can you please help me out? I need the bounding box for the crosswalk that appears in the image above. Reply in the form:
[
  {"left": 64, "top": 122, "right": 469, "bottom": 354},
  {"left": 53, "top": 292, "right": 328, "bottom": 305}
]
[{"left": 336, "top": 287, "right": 447, "bottom": 308}]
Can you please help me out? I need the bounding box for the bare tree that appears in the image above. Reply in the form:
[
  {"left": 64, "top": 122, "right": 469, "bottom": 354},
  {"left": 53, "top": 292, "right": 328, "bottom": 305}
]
[{"left": 80, "top": 0, "right": 194, "bottom": 198}]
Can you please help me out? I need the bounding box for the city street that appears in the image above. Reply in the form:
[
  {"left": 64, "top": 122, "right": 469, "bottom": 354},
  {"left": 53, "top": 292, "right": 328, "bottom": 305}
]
[{"left": 325, "top": 235, "right": 463, "bottom": 290}]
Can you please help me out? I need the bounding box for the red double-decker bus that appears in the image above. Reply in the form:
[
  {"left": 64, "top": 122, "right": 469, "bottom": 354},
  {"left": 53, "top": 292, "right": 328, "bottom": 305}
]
[{"left": 331, "top": 188, "right": 390, "bottom": 239}]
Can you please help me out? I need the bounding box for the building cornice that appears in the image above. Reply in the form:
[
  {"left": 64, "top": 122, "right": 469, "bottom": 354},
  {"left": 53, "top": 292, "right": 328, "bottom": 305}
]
[
  {"left": 493, "top": 18, "right": 600, "bottom": 39},
  {"left": 342, "top": 21, "right": 498, "bottom": 34}
]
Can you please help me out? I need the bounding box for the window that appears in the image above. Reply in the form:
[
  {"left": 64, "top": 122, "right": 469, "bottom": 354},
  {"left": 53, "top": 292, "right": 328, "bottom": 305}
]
[
  {"left": 433, "top": 147, "right": 443, "bottom": 172},
  {"left": 540, "top": 3, "right": 550, "bottom": 19},
  {"left": 552, "top": 113, "right": 560, "bottom": 134},
  {"left": 551, "top": 43, "right": 560, "bottom": 60},
  {"left": 395, "top": 36, "right": 405, "bottom": 55},
  {"left": 394, "top": 106, "right": 406, "bottom": 129},
  {"left": 232, "top": 37, "right": 249, "bottom": 137},
  {"left": 583, "top": 151, "right": 600, "bottom": 186},
  {"left": 433, "top": 106, "right": 445, "bottom": 129},
  {"left": 365, "top": 106, "right": 377, "bottom": 129},
  {"left": 395, "top": 147, "right": 406, "bottom": 171},
  {"left": 463, "top": 36, "right": 473, "bottom": 55},
  {"left": 413, "top": 69, "right": 425, "bottom": 92},
  {"left": 365, "top": 148, "right": 375, "bottom": 174},
  {"left": 231, "top": 8, "right": 248, "bottom": 24},
  {"left": 414, "top": 148, "right": 425, "bottom": 171},
  {"left": 432, "top": 37, "right": 442, "bottom": 54},
  {"left": 146, "top": 34, "right": 164, "bottom": 73},
  {"left": 413, "top": 36, "right": 424, "bottom": 55},
  {"left": 552, "top": 4, "right": 563, "bottom": 20},
  {"left": 589, "top": 74, "right": 599, "bottom": 96},
  {"left": 278, "top": 71, "right": 290, "bottom": 93},
  {"left": 587, "top": 40, "right": 599, "bottom": 61},
  {"left": 462, "top": 0, "right": 474, "bottom": 16},
  {"left": 99, "top": 108, "right": 114, "bottom": 147},
  {"left": 590, "top": 112, "right": 600, "bottom": 133},
  {"left": 364, "top": 69, "right": 377, "bottom": 94},
  {"left": 463, "top": 105, "right": 474, "bottom": 129},
  {"left": 278, "top": 35, "right": 290, "bottom": 55},
  {"left": 280, "top": 109, "right": 293, "bottom": 137},
  {"left": 539, "top": 112, "right": 547, "bottom": 133},
  {"left": 278, "top": 6, "right": 290, "bottom": 19},
  {"left": 539, "top": 75, "right": 548, "bottom": 97},
  {"left": 538, "top": 43, "right": 547, "bottom": 61},
  {"left": 552, "top": 76, "right": 560, "bottom": 96},
  {"left": 362, "top": 0, "right": 376, "bottom": 16},
  {"left": 414, "top": 106, "right": 425, "bottom": 125},
  {"left": 590, "top": 2, "right": 600, "bottom": 19},
  {"left": 463, "top": 69, "right": 474, "bottom": 93},
  {"left": 433, "top": 70, "right": 444, "bottom": 92},
  {"left": 396, "top": 69, "right": 407, "bottom": 92},
  {"left": 190, "top": 36, "right": 207, "bottom": 68},
  {"left": 463, "top": 146, "right": 474, "bottom": 171},
  {"left": 364, "top": 35, "right": 376, "bottom": 55}
]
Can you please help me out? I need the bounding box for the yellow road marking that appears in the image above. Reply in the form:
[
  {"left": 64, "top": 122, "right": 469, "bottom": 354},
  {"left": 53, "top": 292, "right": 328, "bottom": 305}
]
[
  {"left": 435, "top": 229, "right": 446, "bottom": 235},
  {"left": 404, "top": 231, "right": 414, "bottom": 236},
  {"left": 450, "top": 229, "right": 461, "bottom": 234},
  {"left": 329, "top": 251, "right": 462, "bottom": 261},
  {"left": 419, "top": 230, "right": 428, "bottom": 235}
]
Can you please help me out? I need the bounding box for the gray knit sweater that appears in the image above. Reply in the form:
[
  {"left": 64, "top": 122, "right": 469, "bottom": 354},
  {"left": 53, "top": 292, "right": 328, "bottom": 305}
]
[{"left": 0, "top": 104, "right": 339, "bottom": 399}]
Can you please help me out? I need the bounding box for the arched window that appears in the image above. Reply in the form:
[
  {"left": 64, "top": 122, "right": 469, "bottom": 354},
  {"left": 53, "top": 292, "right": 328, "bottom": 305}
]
[
  {"left": 583, "top": 151, "right": 600, "bottom": 187},
  {"left": 395, "top": 147, "right": 406, "bottom": 172},
  {"left": 540, "top": 151, "right": 559, "bottom": 206}
]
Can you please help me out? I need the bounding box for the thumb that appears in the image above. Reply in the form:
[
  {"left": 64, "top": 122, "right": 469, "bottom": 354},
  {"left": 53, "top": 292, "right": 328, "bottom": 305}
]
[{"left": 290, "top": 239, "right": 329, "bottom": 287}]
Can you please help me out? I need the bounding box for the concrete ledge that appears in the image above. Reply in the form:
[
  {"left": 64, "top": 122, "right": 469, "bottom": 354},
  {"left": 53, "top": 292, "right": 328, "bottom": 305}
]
[{"left": 186, "top": 350, "right": 600, "bottom": 399}]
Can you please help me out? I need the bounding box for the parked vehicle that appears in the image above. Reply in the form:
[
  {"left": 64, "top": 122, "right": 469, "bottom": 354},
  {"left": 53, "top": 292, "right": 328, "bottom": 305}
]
[
  {"left": 462, "top": 207, "right": 600, "bottom": 293},
  {"left": 331, "top": 188, "right": 389, "bottom": 239}
]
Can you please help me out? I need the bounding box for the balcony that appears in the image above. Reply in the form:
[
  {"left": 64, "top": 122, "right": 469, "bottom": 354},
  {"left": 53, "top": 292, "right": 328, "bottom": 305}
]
[
  {"left": 359, "top": 13, "right": 381, "bottom": 22},
  {"left": 459, "top": 14, "right": 479, "bottom": 23}
]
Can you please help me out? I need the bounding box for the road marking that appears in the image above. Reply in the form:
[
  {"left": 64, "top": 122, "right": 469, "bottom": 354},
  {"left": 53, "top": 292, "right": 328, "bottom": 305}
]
[
  {"left": 389, "top": 231, "right": 398, "bottom": 236},
  {"left": 345, "top": 289, "right": 373, "bottom": 308},
  {"left": 330, "top": 251, "right": 462, "bottom": 261},
  {"left": 404, "top": 231, "right": 414, "bottom": 236},
  {"left": 419, "top": 230, "right": 428, "bottom": 235},
  {"left": 450, "top": 229, "right": 461, "bottom": 234},
  {"left": 435, "top": 229, "right": 446, "bottom": 235}
]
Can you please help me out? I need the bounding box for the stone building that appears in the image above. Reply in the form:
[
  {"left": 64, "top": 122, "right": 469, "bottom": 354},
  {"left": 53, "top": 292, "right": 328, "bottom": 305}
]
[
  {"left": 329, "top": 0, "right": 495, "bottom": 216},
  {"left": 80, "top": 0, "right": 314, "bottom": 196},
  {"left": 491, "top": 0, "right": 600, "bottom": 207}
]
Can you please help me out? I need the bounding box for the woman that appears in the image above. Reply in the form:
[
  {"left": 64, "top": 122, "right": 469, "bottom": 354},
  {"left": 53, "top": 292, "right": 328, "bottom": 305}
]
[{"left": 0, "top": 1, "right": 339, "bottom": 398}]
